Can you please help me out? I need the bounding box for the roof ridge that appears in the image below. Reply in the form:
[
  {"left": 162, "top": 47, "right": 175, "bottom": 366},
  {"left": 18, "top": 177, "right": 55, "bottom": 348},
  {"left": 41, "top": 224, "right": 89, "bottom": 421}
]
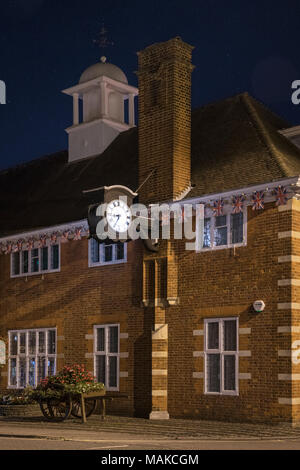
[{"left": 240, "top": 93, "right": 291, "bottom": 177}]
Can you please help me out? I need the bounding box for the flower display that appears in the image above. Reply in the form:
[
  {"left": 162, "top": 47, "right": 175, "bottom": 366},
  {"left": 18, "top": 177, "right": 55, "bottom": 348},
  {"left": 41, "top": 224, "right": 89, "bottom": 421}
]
[{"left": 25, "top": 363, "right": 105, "bottom": 401}]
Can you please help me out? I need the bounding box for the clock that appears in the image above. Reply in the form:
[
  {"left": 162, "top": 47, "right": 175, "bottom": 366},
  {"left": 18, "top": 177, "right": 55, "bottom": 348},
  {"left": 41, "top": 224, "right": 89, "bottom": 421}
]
[{"left": 106, "top": 199, "right": 132, "bottom": 233}]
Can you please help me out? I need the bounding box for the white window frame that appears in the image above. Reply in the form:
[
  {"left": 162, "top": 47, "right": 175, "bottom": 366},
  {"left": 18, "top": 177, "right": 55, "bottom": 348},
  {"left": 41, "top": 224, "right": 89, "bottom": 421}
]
[
  {"left": 88, "top": 240, "right": 127, "bottom": 267},
  {"left": 93, "top": 324, "right": 120, "bottom": 392},
  {"left": 8, "top": 328, "right": 57, "bottom": 389},
  {"left": 10, "top": 243, "right": 60, "bottom": 278},
  {"left": 204, "top": 317, "right": 239, "bottom": 396},
  {"left": 196, "top": 207, "right": 247, "bottom": 251}
]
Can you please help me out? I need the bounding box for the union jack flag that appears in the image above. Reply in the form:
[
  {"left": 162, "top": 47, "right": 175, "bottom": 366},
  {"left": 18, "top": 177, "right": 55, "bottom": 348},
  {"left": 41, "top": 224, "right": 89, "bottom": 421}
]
[
  {"left": 213, "top": 199, "right": 224, "bottom": 216},
  {"left": 17, "top": 240, "right": 24, "bottom": 252},
  {"left": 27, "top": 239, "right": 35, "bottom": 251},
  {"left": 73, "top": 228, "right": 82, "bottom": 241},
  {"left": 252, "top": 191, "right": 264, "bottom": 210},
  {"left": 5, "top": 242, "right": 12, "bottom": 255},
  {"left": 274, "top": 185, "right": 288, "bottom": 206},
  {"left": 61, "top": 230, "right": 71, "bottom": 242},
  {"left": 38, "top": 235, "right": 47, "bottom": 248},
  {"left": 50, "top": 233, "right": 58, "bottom": 245},
  {"left": 232, "top": 195, "right": 245, "bottom": 214},
  {"left": 12, "top": 243, "right": 18, "bottom": 253}
]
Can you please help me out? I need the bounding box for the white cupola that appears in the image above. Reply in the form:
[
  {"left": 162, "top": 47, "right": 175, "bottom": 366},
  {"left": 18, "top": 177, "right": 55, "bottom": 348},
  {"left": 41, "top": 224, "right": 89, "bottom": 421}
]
[{"left": 62, "top": 56, "right": 138, "bottom": 163}]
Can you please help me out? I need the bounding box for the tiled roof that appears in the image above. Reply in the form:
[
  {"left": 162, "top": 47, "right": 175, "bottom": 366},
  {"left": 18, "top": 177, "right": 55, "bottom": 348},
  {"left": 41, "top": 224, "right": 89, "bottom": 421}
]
[{"left": 1, "top": 92, "right": 300, "bottom": 237}]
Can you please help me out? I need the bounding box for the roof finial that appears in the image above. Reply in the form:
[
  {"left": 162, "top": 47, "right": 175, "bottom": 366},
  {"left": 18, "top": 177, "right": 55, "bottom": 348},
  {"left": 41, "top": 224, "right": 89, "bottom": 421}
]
[{"left": 93, "top": 20, "right": 114, "bottom": 61}]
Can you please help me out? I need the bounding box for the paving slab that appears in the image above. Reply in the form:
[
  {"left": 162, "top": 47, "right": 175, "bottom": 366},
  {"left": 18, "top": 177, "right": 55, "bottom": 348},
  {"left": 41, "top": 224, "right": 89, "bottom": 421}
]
[{"left": 1, "top": 415, "right": 300, "bottom": 442}]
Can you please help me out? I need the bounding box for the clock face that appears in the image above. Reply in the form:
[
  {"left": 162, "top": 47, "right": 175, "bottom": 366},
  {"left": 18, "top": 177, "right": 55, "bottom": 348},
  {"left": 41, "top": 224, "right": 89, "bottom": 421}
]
[{"left": 106, "top": 199, "right": 132, "bottom": 233}]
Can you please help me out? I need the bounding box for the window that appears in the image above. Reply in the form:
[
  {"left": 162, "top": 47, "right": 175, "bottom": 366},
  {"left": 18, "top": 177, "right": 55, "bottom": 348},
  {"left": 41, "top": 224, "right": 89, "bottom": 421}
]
[
  {"left": 11, "top": 244, "right": 60, "bottom": 277},
  {"left": 204, "top": 318, "right": 238, "bottom": 395},
  {"left": 89, "top": 239, "right": 127, "bottom": 266},
  {"left": 198, "top": 210, "right": 245, "bottom": 250},
  {"left": 94, "top": 325, "right": 120, "bottom": 391},
  {"left": 8, "top": 328, "right": 56, "bottom": 388}
]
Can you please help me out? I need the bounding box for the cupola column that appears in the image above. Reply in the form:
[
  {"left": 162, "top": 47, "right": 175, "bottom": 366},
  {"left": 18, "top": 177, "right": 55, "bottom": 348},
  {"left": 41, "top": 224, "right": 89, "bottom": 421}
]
[
  {"left": 129, "top": 93, "right": 135, "bottom": 126},
  {"left": 100, "top": 81, "right": 108, "bottom": 117},
  {"left": 73, "top": 93, "right": 79, "bottom": 126}
]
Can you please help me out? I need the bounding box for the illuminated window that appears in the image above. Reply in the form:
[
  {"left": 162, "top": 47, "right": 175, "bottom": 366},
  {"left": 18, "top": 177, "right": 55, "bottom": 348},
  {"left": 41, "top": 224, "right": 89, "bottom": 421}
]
[{"left": 8, "top": 329, "right": 56, "bottom": 388}]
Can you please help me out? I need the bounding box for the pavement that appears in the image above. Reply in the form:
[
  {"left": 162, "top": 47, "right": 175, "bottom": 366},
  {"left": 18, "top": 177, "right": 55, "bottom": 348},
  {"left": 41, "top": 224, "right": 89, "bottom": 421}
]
[{"left": 1, "top": 414, "right": 300, "bottom": 446}]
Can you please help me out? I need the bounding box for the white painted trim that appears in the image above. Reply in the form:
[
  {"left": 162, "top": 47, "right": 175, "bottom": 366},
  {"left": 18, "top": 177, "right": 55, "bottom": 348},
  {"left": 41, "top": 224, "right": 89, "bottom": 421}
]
[
  {"left": 8, "top": 328, "right": 57, "bottom": 389},
  {"left": 280, "top": 125, "right": 300, "bottom": 138},
  {"left": 88, "top": 239, "right": 127, "bottom": 267},
  {"left": 62, "top": 75, "right": 138, "bottom": 98},
  {"left": 10, "top": 243, "right": 61, "bottom": 279},
  {"left": 181, "top": 176, "right": 299, "bottom": 206},
  {"left": 93, "top": 324, "right": 120, "bottom": 392},
  {"left": 196, "top": 206, "right": 247, "bottom": 252},
  {"left": 204, "top": 317, "right": 239, "bottom": 396},
  {"left": 0, "top": 219, "right": 88, "bottom": 244}
]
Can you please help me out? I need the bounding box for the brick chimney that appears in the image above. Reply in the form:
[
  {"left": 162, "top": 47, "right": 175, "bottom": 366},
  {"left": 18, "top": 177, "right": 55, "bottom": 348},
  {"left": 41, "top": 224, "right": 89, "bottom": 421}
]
[{"left": 137, "top": 37, "right": 194, "bottom": 205}]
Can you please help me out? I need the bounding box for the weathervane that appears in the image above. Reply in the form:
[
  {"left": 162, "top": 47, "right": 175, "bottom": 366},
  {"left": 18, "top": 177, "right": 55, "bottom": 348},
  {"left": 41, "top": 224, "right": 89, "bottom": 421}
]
[{"left": 93, "top": 22, "right": 114, "bottom": 58}]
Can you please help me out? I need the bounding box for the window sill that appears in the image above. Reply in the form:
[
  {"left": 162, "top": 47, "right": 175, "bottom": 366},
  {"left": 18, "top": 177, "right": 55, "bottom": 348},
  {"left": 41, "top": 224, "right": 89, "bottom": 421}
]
[
  {"left": 89, "top": 259, "right": 127, "bottom": 267},
  {"left": 11, "top": 269, "right": 60, "bottom": 279},
  {"left": 197, "top": 242, "right": 246, "bottom": 253}
]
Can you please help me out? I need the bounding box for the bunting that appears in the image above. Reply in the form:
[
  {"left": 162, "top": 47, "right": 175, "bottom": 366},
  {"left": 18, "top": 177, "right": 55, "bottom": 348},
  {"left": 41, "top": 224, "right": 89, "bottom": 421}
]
[
  {"left": 73, "top": 228, "right": 82, "bottom": 241},
  {"left": 213, "top": 199, "right": 224, "bottom": 217},
  {"left": 38, "top": 235, "right": 47, "bottom": 248},
  {"left": 27, "top": 239, "right": 35, "bottom": 251},
  {"left": 274, "top": 185, "right": 288, "bottom": 206},
  {"left": 252, "top": 191, "right": 264, "bottom": 211},
  {"left": 232, "top": 195, "right": 245, "bottom": 214}
]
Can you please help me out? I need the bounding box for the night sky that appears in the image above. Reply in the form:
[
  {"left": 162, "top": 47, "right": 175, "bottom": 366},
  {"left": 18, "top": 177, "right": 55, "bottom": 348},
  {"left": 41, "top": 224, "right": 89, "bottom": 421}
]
[{"left": 1, "top": 0, "right": 300, "bottom": 170}]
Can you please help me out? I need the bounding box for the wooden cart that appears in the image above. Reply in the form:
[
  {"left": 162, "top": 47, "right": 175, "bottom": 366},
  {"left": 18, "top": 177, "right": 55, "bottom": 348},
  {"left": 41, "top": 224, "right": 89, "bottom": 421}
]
[
  {"left": 39, "top": 388, "right": 128, "bottom": 423},
  {"left": 39, "top": 389, "right": 105, "bottom": 423}
]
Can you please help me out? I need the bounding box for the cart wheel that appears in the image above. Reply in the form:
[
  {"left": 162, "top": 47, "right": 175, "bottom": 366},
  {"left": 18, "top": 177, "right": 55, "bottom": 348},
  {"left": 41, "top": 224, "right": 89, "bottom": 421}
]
[
  {"left": 71, "top": 398, "right": 97, "bottom": 419},
  {"left": 40, "top": 396, "right": 72, "bottom": 422}
]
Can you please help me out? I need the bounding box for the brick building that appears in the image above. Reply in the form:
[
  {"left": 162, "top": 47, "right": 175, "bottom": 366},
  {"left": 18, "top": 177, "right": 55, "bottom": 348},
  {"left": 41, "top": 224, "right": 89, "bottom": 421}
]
[{"left": 1, "top": 37, "right": 300, "bottom": 424}]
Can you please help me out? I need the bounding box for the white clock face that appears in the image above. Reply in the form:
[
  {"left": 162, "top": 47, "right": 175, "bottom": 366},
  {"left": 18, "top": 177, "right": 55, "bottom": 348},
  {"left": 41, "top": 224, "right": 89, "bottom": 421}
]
[{"left": 106, "top": 199, "right": 132, "bottom": 233}]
